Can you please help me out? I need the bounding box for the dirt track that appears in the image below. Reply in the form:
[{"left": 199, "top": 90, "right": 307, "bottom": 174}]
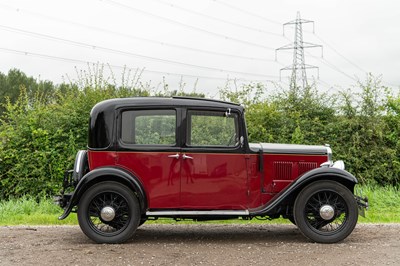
[{"left": 0, "top": 224, "right": 399, "bottom": 265}]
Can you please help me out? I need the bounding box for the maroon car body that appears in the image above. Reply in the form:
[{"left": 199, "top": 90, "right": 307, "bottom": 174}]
[{"left": 57, "top": 97, "right": 367, "bottom": 244}]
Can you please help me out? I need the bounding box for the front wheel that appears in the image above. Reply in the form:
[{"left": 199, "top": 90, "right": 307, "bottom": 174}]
[
  {"left": 77, "top": 181, "right": 140, "bottom": 243},
  {"left": 294, "top": 180, "right": 358, "bottom": 243}
]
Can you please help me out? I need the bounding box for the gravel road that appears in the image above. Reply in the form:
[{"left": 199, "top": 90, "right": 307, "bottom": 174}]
[{"left": 0, "top": 224, "right": 399, "bottom": 265}]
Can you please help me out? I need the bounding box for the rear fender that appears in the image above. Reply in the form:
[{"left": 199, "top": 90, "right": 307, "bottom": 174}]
[
  {"left": 58, "top": 167, "right": 147, "bottom": 220},
  {"left": 250, "top": 167, "right": 358, "bottom": 216}
]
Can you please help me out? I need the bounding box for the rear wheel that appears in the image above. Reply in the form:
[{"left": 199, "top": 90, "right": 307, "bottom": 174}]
[
  {"left": 294, "top": 180, "right": 358, "bottom": 243},
  {"left": 77, "top": 181, "right": 140, "bottom": 243}
]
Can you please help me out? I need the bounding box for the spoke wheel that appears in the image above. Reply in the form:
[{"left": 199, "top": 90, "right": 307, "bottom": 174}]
[
  {"left": 78, "top": 181, "right": 140, "bottom": 243},
  {"left": 294, "top": 180, "right": 358, "bottom": 243}
]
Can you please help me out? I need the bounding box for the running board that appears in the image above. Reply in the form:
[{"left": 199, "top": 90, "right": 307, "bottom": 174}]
[{"left": 146, "top": 210, "right": 249, "bottom": 216}]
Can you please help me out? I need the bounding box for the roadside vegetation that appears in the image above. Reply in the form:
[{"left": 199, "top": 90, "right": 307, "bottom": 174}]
[
  {"left": 0, "top": 185, "right": 398, "bottom": 225},
  {"left": 0, "top": 66, "right": 399, "bottom": 224}
]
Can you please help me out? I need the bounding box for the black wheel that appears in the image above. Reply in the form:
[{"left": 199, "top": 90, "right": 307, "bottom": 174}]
[
  {"left": 294, "top": 180, "right": 358, "bottom": 243},
  {"left": 77, "top": 181, "right": 140, "bottom": 243}
]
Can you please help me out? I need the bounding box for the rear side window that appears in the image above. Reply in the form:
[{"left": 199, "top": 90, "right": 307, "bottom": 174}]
[{"left": 121, "top": 109, "right": 176, "bottom": 145}]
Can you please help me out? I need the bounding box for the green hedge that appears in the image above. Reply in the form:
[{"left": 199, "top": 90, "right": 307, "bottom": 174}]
[{"left": 0, "top": 71, "right": 399, "bottom": 199}]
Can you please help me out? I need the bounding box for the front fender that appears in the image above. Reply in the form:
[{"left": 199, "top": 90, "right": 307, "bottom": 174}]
[
  {"left": 250, "top": 167, "right": 358, "bottom": 216},
  {"left": 296, "top": 166, "right": 358, "bottom": 185},
  {"left": 58, "top": 167, "right": 147, "bottom": 220}
]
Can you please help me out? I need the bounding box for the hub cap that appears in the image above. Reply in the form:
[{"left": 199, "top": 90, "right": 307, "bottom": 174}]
[
  {"left": 100, "top": 206, "right": 116, "bottom": 222},
  {"left": 319, "top": 204, "right": 335, "bottom": 220}
]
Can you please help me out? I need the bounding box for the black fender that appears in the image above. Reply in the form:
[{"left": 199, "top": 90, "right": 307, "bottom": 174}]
[
  {"left": 249, "top": 167, "right": 358, "bottom": 216},
  {"left": 58, "top": 167, "right": 147, "bottom": 220}
]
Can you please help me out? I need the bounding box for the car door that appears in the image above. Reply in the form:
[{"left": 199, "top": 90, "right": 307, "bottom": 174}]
[
  {"left": 180, "top": 108, "right": 248, "bottom": 210},
  {"left": 116, "top": 108, "right": 182, "bottom": 209}
]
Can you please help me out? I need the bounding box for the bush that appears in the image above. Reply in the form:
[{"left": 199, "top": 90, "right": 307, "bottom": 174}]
[
  {"left": 0, "top": 81, "right": 150, "bottom": 199},
  {"left": 0, "top": 70, "right": 398, "bottom": 200}
]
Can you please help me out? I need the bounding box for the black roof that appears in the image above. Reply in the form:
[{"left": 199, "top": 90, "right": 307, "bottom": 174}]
[
  {"left": 91, "top": 97, "right": 243, "bottom": 115},
  {"left": 88, "top": 97, "right": 243, "bottom": 149}
]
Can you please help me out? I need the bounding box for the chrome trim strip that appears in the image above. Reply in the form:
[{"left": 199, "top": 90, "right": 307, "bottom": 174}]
[
  {"left": 146, "top": 210, "right": 249, "bottom": 216},
  {"left": 249, "top": 142, "right": 329, "bottom": 155}
]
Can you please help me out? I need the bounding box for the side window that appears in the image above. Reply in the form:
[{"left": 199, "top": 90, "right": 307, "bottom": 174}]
[
  {"left": 187, "top": 110, "right": 239, "bottom": 147},
  {"left": 121, "top": 109, "right": 176, "bottom": 145}
]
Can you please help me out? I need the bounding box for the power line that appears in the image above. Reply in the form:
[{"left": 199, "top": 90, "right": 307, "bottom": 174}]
[
  {"left": 286, "top": 24, "right": 373, "bottom": 84},
  {"left": 313, "top": 34, "right": 367, "bottom": 74},
  {"left": 316, "top": 57, "right": 358, "bottom": 82},
  {"left": 0, "top": 3, "right": 279, "bottom": 63},
  {"left": 212, "top": 0, "right": 282, "bottom": 26},
  {"left": 151, "top": 0, "right": 283, "bottom": 37},
  {"left": 0, "top": 24, "right": 280, "bottom": 79},
  {"left": 101, "top": 0, "right": 276, "bottom": 50},
  {"left": 316, "top": 79, "right": 341, "bottom": 93},
  {"left": 313, "top": 35, "right": 398, "bottom": 88},
  {"left": 0, "top": 47, "right": 279, "bottom": 83}
]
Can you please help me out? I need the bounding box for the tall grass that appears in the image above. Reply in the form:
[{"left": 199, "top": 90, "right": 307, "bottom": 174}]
[
  {"left": 0, "top": 185, "right": 398, "bottom": 226},
  {"left": 358, "top": 185, "right": 400, "bottom": 223},
  {"left": 0, "top": 196, "right": 77, "bottom": 225}
]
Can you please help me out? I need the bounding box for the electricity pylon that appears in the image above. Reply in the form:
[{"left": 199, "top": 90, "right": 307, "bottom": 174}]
[{"left": 276, "top": 12, "right": 322, "bottom": 89}]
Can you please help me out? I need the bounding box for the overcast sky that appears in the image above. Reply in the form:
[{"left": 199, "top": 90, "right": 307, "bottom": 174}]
[{"left": 0, "top": 0, "right": 399, "bottom": 96}]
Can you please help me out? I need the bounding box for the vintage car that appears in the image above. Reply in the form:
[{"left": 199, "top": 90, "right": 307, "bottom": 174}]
[{"left": 56, "top": 97, "right": 368, "bottom": 244}]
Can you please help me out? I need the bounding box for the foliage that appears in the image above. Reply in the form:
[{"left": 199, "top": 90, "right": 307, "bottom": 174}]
[
  {"left": 0, "top": 69, "right": 55, "bottom": 115},
  {"left": 0, "top": 73, "right": 150, "bottom": 199},
  {"left": 0, "top": 196, "right": 77, "bottom": 225},
  {"left": 357, "top": 184, "right": 400, "bottom": 223},
  {"left": 0, "top": 68, "right": 399, "bottom": 200}
]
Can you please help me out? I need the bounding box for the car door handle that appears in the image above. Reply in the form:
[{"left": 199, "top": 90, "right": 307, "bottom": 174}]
[
  {"left": 167, "top": 153, "right": 180, "bottom": 159},
  {"left": 182, "top": 154, "right": 193, "bottom": 160}
]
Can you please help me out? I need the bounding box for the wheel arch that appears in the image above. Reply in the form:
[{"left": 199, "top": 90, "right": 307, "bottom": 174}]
[
  {"left": 284, "top": 169, "right": 358, "bottom": 205},
  {"left": 250, "top": 167, "right": 358, "bottom": 216},
  {"left": 59, "top": 167, "right": 147, "bottom": 220}
]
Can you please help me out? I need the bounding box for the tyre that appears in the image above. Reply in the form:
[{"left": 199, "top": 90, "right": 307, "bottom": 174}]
[
  {"left": 294, "top": 180, "right": 358, "bottom": 243},
  {"left": 77, "top": 181, "right": 140, "bottom": 244}
]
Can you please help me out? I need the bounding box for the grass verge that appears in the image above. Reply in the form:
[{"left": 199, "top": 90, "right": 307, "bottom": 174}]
[
  {"left": 0, "top": 196, "right": 77, "bottom": 226},
  {"left": 0, "top": 185, "right": 398, "bottom": 226}
]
